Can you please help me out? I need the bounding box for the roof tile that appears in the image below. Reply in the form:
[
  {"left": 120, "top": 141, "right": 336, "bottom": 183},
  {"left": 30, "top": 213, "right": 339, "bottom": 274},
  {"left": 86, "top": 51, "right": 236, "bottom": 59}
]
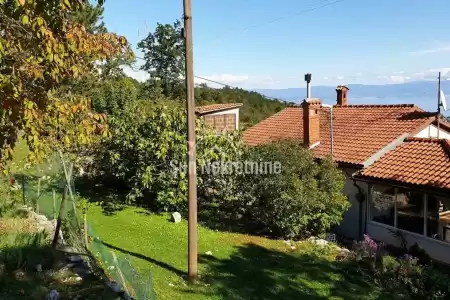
[
  {"left": 243, "top": 104, "right": 434, "bottom": 165},
  {"left": 196, "top": 103, "right": 243, "bottom": 114},
  {"left": 358, "top": 138, "right": 450, "bottom": 190}
]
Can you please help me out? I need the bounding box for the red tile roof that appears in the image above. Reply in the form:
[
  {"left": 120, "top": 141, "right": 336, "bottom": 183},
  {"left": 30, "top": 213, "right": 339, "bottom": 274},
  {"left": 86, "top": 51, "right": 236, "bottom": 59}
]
[
  {"left": 356, "top": 138, "right": 450, "bottom": 190},
  {"left": 196, "top": 103, "right": 243, "bottom": 115},
  {"left": 243, "top": 104, "right": 437, "bottom": 165}
]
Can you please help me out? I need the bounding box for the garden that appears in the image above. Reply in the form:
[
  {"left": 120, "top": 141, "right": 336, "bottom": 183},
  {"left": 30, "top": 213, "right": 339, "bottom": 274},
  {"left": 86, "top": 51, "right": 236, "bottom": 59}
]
[{"left": 2, "top": 1, "right": 450, "bottom": 299}]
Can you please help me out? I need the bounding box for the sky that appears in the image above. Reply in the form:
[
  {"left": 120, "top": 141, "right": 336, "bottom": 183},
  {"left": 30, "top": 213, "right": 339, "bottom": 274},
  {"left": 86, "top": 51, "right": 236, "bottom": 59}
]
[{"left": 102, "top": 0, "right": 450, "bottom": 89}]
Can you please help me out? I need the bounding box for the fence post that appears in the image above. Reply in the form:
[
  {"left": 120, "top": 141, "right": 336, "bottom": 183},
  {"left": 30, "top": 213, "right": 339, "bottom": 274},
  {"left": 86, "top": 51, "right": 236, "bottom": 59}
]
[
  {"left": 112, "top": 252, "right": 129, "bottom": 296},
  {"left": 52, "top": 189, "right": 56, "bottom": 220},
  {"left": 36, "top": 177, "right": 41, "bottom": 214},
  {"left": 21, "top": 175, "right": 25, "bottom": 206},
  {"left": 52, "top": 184, "right": 68, "bottom": 249},
  {"left": 83, "top": 207, "right": 88, "bottom": 249}
]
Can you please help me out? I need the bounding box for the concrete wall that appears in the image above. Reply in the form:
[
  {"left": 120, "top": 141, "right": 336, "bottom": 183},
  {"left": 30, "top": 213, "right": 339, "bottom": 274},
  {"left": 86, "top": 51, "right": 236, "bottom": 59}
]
[
  {"left": 367, "top": 221, "right": 450, "bottom": 265},
  {"left": 334, "top": 168, "right": 367, "bottom": 240},
  {"left": 414, "top": 124, "right": 450, "bottom": 139}
]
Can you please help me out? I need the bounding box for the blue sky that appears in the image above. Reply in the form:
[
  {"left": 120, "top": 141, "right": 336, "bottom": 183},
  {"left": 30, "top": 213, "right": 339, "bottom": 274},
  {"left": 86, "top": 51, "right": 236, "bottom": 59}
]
[{"left": 103, "top": 0, "right": 450, "bottom": 89}]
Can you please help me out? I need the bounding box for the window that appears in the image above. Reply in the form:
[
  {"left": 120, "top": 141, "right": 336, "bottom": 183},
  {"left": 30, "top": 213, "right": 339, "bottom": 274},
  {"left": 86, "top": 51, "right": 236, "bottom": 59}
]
[
  {"left": 396, "top": 189, "right": 424, "bottom": 235},
  {"left": 370, "top": 184, "right": 395, "bottom": 227},
  {"left": 428, "top": 196, "right": 450, "bottom": 242},
  {"left": 370, "top": 185, "right": 450, "bottom": 243}
]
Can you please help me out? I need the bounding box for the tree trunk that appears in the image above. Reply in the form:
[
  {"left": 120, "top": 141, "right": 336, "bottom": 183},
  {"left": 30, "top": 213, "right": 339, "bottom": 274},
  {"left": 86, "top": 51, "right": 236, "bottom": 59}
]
[{"left": 52, "top": 185, "right": 68, "bottom": 249}]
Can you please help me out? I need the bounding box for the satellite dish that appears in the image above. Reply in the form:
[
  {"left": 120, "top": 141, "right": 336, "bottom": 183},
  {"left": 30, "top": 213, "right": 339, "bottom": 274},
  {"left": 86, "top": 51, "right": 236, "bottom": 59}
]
[{"left": 440, "top": 90, "right": 447, "bottom": 111}]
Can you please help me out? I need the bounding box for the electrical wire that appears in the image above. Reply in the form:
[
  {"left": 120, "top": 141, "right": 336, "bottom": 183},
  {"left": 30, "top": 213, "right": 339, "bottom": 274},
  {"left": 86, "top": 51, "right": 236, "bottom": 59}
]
[{"left": 128, "top": 0, "right": 346, "bottom": 102}]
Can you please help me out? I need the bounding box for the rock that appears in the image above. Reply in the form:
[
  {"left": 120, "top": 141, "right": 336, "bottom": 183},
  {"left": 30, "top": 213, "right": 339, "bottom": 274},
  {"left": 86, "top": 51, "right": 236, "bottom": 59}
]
[
  {"left": 73, "top": 266, "right": 92, "bottom": 276},
  {"left": 36, "top": 264, "right": 42, "bottom": 272},
  {"left": 205, "top": 251, "right": 213, "bottom": 256},
  {"left": 171, "top": 212, "right": 182, "bottom": 223},
  {"left": 107, "top": 281, "right": 121, "bottom": 293},
  {"left": 68, "top": 255, "right": 82, "bottom": 263},
  {"left": 46, "top": 290, "right": 60, "bottom": 300},
  {"left": 308, "top": 237, "right": 328, "bottom": 247},
  {"left": 66, "top": 263, "right": 76, "bottom": 268}
]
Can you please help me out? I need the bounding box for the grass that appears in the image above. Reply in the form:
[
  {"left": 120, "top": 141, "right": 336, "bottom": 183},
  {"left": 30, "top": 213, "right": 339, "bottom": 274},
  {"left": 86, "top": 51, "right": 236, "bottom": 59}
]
[{"left": 87, "top": 205, "right": 389, "bottom": 300}]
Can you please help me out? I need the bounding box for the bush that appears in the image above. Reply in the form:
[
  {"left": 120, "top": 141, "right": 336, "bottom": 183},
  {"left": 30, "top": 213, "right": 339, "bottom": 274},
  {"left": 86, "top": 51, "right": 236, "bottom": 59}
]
[
  {"left": 347, "top": 235, "right": 450, "bottom": 299},
  {"left": 98, "top": 102, "right": 243, "bottom": 212},
  {"left": 236, "top": 141, "right": 350, "bottom": 238}
]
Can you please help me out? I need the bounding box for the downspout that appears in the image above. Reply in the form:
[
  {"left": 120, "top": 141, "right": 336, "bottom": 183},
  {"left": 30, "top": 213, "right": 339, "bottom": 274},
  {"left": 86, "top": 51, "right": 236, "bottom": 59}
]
[{"left": 353, "top": 179, "right": 366, "bottom": 240}]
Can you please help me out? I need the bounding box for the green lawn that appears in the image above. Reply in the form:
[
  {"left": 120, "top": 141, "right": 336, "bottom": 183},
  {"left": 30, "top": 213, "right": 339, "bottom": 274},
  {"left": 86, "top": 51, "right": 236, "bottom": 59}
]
[{"left": 87, "top": 205, "right": 387, "bottom": 300}]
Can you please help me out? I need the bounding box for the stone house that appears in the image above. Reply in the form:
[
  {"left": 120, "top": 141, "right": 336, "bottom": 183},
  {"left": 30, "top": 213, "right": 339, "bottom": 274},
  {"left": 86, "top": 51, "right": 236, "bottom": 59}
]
[{"left": 243, "top": 86, "right": 450, "bottom": 264}]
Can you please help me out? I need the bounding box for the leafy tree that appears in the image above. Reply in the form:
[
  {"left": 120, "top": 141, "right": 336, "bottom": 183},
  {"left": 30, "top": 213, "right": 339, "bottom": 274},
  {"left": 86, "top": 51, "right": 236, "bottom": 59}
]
[
  {"left": 138, "top": 20, "right": 185, "bottom": 98},
  {"left": 0, "top": 0, "right": 130, "bottom": 167},
  {"left": 97, "top": 101, "right": 242, "bottom": 211},
  {"left": 69, "top": 0, "right": 106, "bottom": 34},
  {"left": 238, "top": 141, "right": 350, "bottom": 238},
  {"left": 195, "top": 86, "right": 288, "bottom": 127},
  {"left": 90, "top": 76, "right": 138, "bottom": 115}
]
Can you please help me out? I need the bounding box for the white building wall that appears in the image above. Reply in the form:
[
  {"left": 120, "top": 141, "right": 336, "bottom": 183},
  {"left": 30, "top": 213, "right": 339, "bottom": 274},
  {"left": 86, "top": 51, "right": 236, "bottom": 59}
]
[
  {"left": 204, "top": 108, "right": 240, "bottom": 130},
  {"left": 367, "top": 221, "right": 450, "bottom": 265},
  {"left": 414, "top": 124, "right": 450, "bottom": 139},
  {"left": 334, "top": 168, "right": 366, "bottom": 240}
]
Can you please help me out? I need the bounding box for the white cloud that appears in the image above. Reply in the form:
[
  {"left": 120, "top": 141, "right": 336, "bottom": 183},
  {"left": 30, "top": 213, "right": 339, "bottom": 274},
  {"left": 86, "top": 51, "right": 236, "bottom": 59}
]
[
  {"left": 336, "top": 75, "right": 344, "bottom": 80},
  {"left": 194, "top": 74, "right": 249, "bottom": 88},
  {"left": 409, "top": 44, "right": 450, "bottom": 56},
  {"left": 323, "top": 76, "right": 329, "bottom": 80},
  {"left": 426, "top": 68, "right": 450, "bottom": 77},
  {"left": 389, "top": 75, "right": 407, "bottom": 83},
  {"left": 122, "top": 66, "right": 150, "bottom": 82}
]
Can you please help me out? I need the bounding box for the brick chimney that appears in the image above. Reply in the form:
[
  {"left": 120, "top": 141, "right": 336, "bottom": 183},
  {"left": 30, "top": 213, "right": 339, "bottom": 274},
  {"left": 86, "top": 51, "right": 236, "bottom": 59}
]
[
  {"left": 336, "top": 85, "right": 350, "bottom": 106},
  {"left": 302, "top": 98, "right": 321, "bottom": 147}
]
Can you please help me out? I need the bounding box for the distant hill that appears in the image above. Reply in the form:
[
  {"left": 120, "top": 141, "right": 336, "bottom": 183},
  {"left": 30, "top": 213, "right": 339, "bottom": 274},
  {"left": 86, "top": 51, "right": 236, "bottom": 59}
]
[
  {"left": 195, "top": 86, "right": 289, "bottom": 128},
  {"left": 254, "top": 81, "right": 450, "bottom": 115}
]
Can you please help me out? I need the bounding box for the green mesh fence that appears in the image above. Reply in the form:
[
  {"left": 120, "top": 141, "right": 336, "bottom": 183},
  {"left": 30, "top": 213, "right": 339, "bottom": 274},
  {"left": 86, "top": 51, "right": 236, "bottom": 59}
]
[{"left": 18, "top": 154, "right": 156, "bottom": 300}]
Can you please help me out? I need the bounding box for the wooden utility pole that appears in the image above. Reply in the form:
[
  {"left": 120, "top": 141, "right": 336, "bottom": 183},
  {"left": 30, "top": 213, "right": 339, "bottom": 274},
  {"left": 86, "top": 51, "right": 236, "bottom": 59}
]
[{"left": 183, "top": 0, "right": 198, "bottom": 281}]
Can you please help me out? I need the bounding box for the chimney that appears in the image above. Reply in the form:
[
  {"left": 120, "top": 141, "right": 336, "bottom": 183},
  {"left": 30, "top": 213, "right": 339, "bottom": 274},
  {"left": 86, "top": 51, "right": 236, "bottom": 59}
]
[
  {"left": 305, "top": 73, "right": 312, "bottom": 98},
  {"left": 302, "top": 98, "right": 321, "bottom": 147},
  {"left": 336, "top": 85, "right": 350, "bottom": 106}
]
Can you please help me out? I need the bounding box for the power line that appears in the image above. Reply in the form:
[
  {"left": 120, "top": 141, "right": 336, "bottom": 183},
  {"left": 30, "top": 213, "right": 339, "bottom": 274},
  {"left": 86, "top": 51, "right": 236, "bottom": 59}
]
[
  {"left": 127, "top": 65, "right": 287, "bottom": 102},
  {"left": 206, "top": 0, "right": 344, "bottom": 43}
]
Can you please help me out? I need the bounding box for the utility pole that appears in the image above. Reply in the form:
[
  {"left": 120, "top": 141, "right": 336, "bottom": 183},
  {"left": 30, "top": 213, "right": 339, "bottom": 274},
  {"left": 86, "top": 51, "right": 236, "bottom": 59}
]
[
  {"left": 437, "top": 72, "right": 441, "bottom": 139},
  {"left": 183, "top": 0, "right": 198, "bottom": 282}
]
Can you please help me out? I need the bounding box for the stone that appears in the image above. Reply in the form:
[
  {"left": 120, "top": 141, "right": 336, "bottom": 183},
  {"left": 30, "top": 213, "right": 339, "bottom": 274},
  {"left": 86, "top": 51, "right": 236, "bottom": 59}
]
[
  {"left": 73, "top": 266, "right": 92, "bottom": 276},
  {"left": 46, "top": 290, "right": 60, "bottom": 300},
  {"left": 107, "top": 281, "right": 121, "bottom": 293},
  {"left": 171, "top": 212, "right": 182, "bottom": 223},
  {"left": 68, "top": 255, "right": 82, "bottom": 263}
]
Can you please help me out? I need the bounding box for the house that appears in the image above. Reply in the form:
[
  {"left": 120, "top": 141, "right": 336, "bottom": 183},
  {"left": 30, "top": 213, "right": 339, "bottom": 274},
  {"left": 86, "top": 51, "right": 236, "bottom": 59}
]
[
  {"left": 196, "top": 103, "right": 243, "bottom": 133},
  {"left": 243, "top": 86, "right": 450, "bottom": 264},
  {"left": 353, "top": 137, "right": 450, "bottom": 264}
]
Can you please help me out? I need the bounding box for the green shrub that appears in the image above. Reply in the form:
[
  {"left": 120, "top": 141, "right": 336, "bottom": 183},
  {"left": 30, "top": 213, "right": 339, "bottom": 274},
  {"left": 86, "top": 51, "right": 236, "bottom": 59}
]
[
  {"left": 98, "top": 102, "right": 243, "bottom": 212},
  {"left": 237, "top": 141, "right": 350, "bottom": 238},
  {"left": 0, "top": 231, "right": 52, "bottom": 272}
]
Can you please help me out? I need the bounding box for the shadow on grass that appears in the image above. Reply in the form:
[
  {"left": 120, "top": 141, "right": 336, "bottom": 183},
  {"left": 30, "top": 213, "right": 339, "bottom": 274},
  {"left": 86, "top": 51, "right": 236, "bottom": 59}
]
[
  {"left": 99, "top": 240, "right": 185, "bottom": 277},
  {"left": 189, "top": 243, "right": 385, "bottom": 300},
  {"left": 74, "top": 177, "right": 128, "bottom": 216},
  {"left": 0, "top": 238, "right": 117, "bottom": 299}
]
